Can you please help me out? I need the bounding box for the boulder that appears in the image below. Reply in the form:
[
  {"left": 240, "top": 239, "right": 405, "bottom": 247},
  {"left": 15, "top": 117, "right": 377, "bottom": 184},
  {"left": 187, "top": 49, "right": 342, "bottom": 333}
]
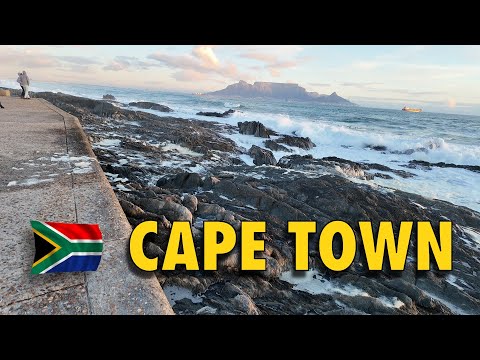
[
  {"left": 238, "top": 121, "right": 270, "bottom": 138},
  {"left": 93, "top": 102, "right": 117, "bottom": 117},
  {"left": 144, "top": 242, "right": 165, "bottom": 262},
  {"left": 118, "top": 198, "right": 145, "bottom": 218},
  {"left": 203, "top": 176, "right": 221, "bottom": 189},
  {"left": 157, "top": 172, "right": 204, "bottom": 189},
  {"left": 248, "top": 145, "right": 277, "bottom": 166},
  {"left": 196, "top": 109, "right": 235, "bottom": 118},
  {"left": 232, "top": 294, "right": 261, "bottom": 315},
  {"left": 129, "top": 101, "right": 173, "bottom": 112},
  {"left": 277, "top": 135, "right": 315, "bottom": 150},
  {"left": 0, "top": 89, "right": 11, "bottom": 97},
  {"left": 102, "top": 94, "right": 116, "bottom": 100},
  {"left": 162, "top": 200, "right": 193, "bottom": 223},
  {"left": 182, "top": 194, "right": 198, "bottom": 213},
  {"left": 264, "top": 139, "right": 291, "bottom": 152}
]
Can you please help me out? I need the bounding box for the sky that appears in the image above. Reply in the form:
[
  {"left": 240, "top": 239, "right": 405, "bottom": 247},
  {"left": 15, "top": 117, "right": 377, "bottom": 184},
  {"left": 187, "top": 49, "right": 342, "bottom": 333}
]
[{"left": 1, "top": 45, "right": 480, "bottom": 115}]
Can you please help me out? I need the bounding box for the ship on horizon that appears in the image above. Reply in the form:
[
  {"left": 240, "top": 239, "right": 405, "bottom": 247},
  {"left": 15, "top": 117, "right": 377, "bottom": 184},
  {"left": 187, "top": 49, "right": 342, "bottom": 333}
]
[{"left": 402, "top": 106, "right": 422, "bottom": 113}]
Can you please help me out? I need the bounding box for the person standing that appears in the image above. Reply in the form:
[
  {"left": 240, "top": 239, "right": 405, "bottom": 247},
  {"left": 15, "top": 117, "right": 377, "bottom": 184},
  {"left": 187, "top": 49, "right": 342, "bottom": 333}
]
[
  {"left": 16, "top": 72, "right": 25, "bottom": 98},
  {"left": 20, "top": 71, "right": 30, "bottom": 99}
]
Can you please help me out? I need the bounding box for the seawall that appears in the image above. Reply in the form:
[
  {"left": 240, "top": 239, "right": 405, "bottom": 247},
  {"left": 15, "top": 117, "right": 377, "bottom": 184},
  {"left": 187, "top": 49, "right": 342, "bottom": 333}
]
[{"left": 0, "top": 96, "right": 174, "bottom": 314}]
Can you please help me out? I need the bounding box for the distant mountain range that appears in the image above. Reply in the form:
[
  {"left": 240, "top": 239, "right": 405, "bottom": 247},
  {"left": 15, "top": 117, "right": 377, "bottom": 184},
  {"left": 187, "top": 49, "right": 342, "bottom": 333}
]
[{"left": 207, "top": 80, "right": 354, "bottom": 105}]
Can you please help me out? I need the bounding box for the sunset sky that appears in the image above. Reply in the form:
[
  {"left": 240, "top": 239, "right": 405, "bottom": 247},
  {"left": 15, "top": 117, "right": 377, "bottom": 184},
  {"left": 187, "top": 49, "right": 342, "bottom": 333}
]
[{"left": 1, "top": 45, "right": 480, "bottom": 114}]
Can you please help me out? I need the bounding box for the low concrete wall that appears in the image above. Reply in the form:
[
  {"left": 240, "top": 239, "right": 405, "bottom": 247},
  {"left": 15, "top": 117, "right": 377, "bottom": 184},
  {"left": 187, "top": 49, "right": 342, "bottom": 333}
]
[{"left": 0, "top": 97, "right": 174, "bottom": 314}]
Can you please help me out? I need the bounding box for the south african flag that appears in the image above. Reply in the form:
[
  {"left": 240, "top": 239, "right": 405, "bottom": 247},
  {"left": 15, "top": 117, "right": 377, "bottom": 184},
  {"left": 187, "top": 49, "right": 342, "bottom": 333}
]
[{"left": 31, "top": 220, "right": 103, "bottom": 274}]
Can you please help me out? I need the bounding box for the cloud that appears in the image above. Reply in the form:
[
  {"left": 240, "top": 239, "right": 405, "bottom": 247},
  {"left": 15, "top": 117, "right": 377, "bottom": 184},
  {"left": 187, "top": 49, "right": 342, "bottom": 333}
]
[
  {"left": 148, "top": 45, "right": 249, "bottom": 81},
  {"left": 0, "top": 46, "right": 102, "bottom": 73},
  {"left": 192, "top": 46, "right": 219, "bottom": 68},
  {"left": 240, "top": 49, "right": 307, "bottom": 77},
  {"left": 104, "top": 56, "right": 155, "bottom": 71}
]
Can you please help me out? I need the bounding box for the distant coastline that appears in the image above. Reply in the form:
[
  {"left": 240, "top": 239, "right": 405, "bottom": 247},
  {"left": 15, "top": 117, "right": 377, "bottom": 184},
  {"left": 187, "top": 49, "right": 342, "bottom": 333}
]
[{"left": 206, "top": 80, "right": 355, "bottom": 105}]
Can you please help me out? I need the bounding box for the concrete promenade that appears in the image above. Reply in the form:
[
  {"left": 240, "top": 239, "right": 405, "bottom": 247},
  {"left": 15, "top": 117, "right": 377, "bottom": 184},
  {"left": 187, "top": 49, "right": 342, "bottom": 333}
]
[{"left": 0, "top": 97, "right": 174, "bottom": 314}]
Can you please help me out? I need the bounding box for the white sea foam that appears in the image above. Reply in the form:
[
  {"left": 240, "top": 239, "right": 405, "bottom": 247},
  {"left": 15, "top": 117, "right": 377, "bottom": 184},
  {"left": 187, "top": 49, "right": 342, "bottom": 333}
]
[
  {"left": 163, "top": 285, "right": 203, "bottom": 306},
  {"left": 280, "top": 269, "right": 370, "bottom": 297},
  {"left": 96, "top": 139, "right": 121, "bottom": 147},
  {"left": 280, "top": 269, "right": 405, "bottom": 310}
]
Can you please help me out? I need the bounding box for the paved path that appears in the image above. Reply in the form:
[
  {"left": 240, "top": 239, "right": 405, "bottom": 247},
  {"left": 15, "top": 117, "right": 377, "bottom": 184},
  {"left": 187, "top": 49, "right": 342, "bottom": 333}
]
[{"left": 0, "top": 97, "right": 173, "bottom": 314}]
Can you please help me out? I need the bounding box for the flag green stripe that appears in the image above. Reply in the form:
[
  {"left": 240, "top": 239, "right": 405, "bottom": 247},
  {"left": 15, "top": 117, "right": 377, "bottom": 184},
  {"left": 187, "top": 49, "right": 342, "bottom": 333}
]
[
  {"left": 68, "top": 242, "right": 103, "bottom": 253},
  {"left": 31, "top": 248, "right": 70, "bottom": 274},
  {"left": 31, "top": 221, "right": 71, "bottom": 248}
]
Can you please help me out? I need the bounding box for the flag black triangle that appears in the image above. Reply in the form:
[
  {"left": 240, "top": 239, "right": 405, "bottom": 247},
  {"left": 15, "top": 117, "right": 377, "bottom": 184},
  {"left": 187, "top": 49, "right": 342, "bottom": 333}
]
[{"left": 33, "top": 233, "right": 57, "bottom": 263}]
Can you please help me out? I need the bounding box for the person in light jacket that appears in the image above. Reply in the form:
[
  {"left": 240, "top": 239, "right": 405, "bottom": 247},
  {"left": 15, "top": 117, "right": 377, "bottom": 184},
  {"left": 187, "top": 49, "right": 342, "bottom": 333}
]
[
  {"left": 16, "top": 72, "right": 25, "bottom": 98},
  {"left": 20, "top": 71, "right": 30, "bottom": 99}
]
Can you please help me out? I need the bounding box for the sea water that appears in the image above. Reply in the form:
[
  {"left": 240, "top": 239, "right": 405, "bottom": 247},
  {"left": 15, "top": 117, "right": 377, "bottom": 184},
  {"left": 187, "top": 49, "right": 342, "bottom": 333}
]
[{"left": 3, "top": 79, "right": 478, "bottom": 212}]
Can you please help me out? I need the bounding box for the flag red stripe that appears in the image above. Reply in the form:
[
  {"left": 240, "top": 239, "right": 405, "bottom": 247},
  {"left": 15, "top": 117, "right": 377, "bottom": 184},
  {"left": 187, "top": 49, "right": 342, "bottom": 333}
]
[{"left": 45, "top": 222, "right": 102, "bottom": 240}]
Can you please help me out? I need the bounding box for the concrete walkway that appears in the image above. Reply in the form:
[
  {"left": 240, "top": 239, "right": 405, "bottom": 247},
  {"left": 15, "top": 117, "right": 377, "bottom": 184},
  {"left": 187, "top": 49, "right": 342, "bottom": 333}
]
[{"left": 0, "top": 97, "right": 174, "bottom": 314}]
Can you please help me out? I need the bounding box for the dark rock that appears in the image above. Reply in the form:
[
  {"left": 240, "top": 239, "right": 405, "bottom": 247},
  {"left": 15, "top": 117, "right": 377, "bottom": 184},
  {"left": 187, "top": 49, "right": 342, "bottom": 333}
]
[
  {"left": 257, "top": 255, "right": 283, "bottom": 279},
  {"left": 144, "top": 242, "right": 166, "bottom": 262},
  {"left": 93, "top": 102, "right": 118, "bottom": 117},
  {"left": 118, "top": 198, "right": 145, "bottom": 218},
  {"left": 196, "top": 109, "right": 235, "bottom": 118},
  {"left": 248, "top": 145, "right": 277, "bottom": 166},
  {"left": 374, "top": 173, "right": 393, "bottom": 180},
  {"left": 366, "top": 144, "right": 388, "bottom": 151},
  {"left": 182, "top": 194, "right": 198, "bottom": 213},
  {"left": 409, "top": 160, "right": 480, "bottom": 174},
  {"left": 264, "top": 140, "right": 291, "bottom": 152},
  {"left": 103, "top": 94, "right": 116, "bottom": 100},
  {"left": 162, "top": 200, "right": 193, "bottom": 223},
  {"left": 203, "top": 176, "right": 221, "bottom": 190},
  {"left": 196, "top": 203, "right": 225, "bottom": 219},
  {"left": 277, "top": 135, "right": 315, "bottom": 150},
  {"left": 238, "top": 121, "right": 271, "bottom": 138},
  {"left": 232, "top": 294, "right": 261, "bottom": 315},
  {"left": 157, "top": 172, "right": 204, "bottom": 189},
  {"left": 129, "top": 101, "right": 173, "bottom": 112}
]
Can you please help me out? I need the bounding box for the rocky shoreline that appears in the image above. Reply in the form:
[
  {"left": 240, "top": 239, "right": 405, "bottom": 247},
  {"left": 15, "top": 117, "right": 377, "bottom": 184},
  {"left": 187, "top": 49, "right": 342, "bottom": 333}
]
[{"left": 12, "top": 89, "right": 480, "bottom": 314}]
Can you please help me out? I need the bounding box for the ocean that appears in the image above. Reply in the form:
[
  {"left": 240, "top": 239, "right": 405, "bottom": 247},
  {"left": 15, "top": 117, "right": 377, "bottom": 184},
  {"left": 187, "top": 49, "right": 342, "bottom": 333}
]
[{"left": 3, "top": 79, "right": 479, "bottom": 212}]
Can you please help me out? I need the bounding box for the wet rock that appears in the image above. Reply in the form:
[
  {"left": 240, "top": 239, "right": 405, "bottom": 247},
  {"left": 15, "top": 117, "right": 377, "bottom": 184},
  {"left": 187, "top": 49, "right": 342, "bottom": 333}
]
[
  {"left": 366, "top": 144, "right": 387, "bottom": 151},
  {"left": 409, "top": 160, "right": 480, "bottom": 174},
  {"left": 277, "top": 135, "right": 315, "bottom": 150},
  {"left": 102, "top": 94, "right": 116, "bottom": 100},
  {"left": 248, "top": 145, "right": 277, "bottom": 166},
  {"left": 197, "top": 109, "right": 235, "bottom": 117},
  {"left": 129, "top": 101, "right": 173, "bottom": 112},
  {"left": 238, "top": 121, "right": 271, "bottom": 138},
  {"left": 264, "top": 139, "right": 291, "bottom": 152}
]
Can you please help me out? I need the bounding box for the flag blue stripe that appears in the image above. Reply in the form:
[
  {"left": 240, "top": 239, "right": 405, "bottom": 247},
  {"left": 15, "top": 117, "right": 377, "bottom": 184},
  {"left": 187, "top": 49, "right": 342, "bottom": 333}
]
[{"left": 47, "top": 255, "right": 102, "bottom": 273}]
